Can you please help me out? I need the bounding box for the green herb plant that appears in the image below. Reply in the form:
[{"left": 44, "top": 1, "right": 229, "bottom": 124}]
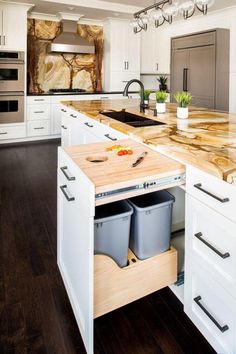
[
  {"left": 156, "top": 90, "right": 168, "bottom": 103},
  {"left": 157, "top": 76, "right": 167, "bottom": 86},
  {"left": 140, "top": 89, "right": 151, "bottom": 100},
  {"left": 174, "top": 91, "right": 192, "bottom": 108}
]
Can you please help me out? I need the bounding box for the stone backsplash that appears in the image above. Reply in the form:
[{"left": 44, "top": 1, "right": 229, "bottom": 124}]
[{"left": 27, "top": 19, "right": 103, "bottom": 93}]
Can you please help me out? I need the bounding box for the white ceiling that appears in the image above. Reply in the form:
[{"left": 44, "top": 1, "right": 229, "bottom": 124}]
[{"left": 8, "top": 0, "right": 236, "bottom": 20}]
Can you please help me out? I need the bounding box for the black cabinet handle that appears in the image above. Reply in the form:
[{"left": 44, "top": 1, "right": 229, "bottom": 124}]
[
  {"left": 60, "top": 166, "right": 75, "bottom": 181},
  {"left": 34, "top": 127, "right": 44, "bottom": 130},
  {"left": 194, "top": 232, "right": 230, "bottom": 259},
  {"left": 70, "top": 114, "right": 77, "bottom": 118},
  {"left": 104, "top": 134, "right": 117, "bottom": 141},
  {"left": 61, "top": 125, "right": 67, "bottom": 130},
  {"left": 194, "top": 183, "right": 230, "bottom": 203},
  {"left": 0, "top": 132, "right": 7, "bottom": 135},
  {"left": 60, "top": 185, "right": 75, "bottom": 202},
  {"left": 34, "top": 99, "right": 45, "bottom": 102},
  {"left": 183, "top": 68, "right": 188, "bottom": 91},
  {"left": 61, "top": 108, "right": 67, "bottom": 112},
  {"left": 194, "top": 296, "right": 229, "bottom": 333},
  {"left": 34, "top": 111, "right": 44, "bottom": 114},
  {"left": 84, "top": 122, "right": 93, "bottom": 128}
]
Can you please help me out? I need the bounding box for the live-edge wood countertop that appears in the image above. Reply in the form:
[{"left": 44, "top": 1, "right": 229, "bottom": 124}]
[{"left": 61, "top": 99, "right": 236, "bottom": 185}]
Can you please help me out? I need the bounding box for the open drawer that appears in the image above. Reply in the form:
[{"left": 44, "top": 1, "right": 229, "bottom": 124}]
[{"left": 94, "top": 247, "right": 177, "bottom": 318}]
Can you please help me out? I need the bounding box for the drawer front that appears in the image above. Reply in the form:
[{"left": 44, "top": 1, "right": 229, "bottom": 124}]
[
  {"left": 0, "top": 125, "right": 26, "bottom": 140},
  {"left": 186, "top": 194, "right": 236, "bottom": 294},
  {"left": 27, "top": 96, "right": 51, "bottom": 104},
  {"left": 185, "top": 263, "right": 236, "bottom": 354},
  {"left": 27, "top": 104, "right": 50, "bottom": 121},
  {"left": 27, "top": 120, "right": 50, "bottom": 137},
  {"left": 186, "top": 166, "right": 236, "bottom": 223},
  {"left": 58, "top": 148, "right": 95, "bottom": 216},
  {"left": 100, "top": 126, "right": 127, "bottom": 142}
]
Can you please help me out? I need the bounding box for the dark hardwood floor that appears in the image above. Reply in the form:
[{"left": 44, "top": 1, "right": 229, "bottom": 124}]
[{"left": 0, "top": 140, "right": 216, "bottom": 354}]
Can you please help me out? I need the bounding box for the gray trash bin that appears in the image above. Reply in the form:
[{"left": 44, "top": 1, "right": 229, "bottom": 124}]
[
  {"left": 128, "top": 191, "right": 175, "bottom": 260},
  {"left": 94, "top": 200, "right": 133, "bottom": 267}
]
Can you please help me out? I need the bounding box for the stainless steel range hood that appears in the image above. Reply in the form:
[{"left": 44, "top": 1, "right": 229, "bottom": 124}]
[{"left": 48, "top": 20, "right": 95, "bottom": 54}]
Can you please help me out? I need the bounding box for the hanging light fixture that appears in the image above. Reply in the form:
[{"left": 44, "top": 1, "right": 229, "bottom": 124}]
[{"left": 131, "top": 0, "right": 214, "bottom": 33}]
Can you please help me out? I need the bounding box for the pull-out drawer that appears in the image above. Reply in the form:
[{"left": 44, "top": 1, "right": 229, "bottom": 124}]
[
  {"left": 27, "top": 104, "right": 50, "bottom": 121},
  {"left": 185, "top": 263, "right": 236, "bottom": 354},
  {"left": 94, "top": 247, "right": 177, "bottom": 318},
  {"left": 186, "top": 194, "right": 236, "bottom": 295},
  {"left": 27, "top": 120, "right": 50, "bottom": 137},
  {"left": 27, "top": 96, "right": 51, "bottom": 104},
  {"left": 186, "top": 166, "right": 236, "bottom": 223},
  {"left": 0, "top": 125, "right": 26, "bottom": 140}
]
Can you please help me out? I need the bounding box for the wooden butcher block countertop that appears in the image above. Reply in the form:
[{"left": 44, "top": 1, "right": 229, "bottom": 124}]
[{"left": 64, "top": 139, "right": 185, "bottom": 203}]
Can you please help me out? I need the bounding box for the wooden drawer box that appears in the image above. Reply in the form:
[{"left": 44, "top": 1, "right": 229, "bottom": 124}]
[
  {"left": 186, "top": 194, "right": 236, "bottom": 295},
  {"left": 27, "top": 104, "right": 50, "bottom": 121},
  {"left": 27, "top": 120, "right": 50, "bottom": 137},
  {"left": 185, "top": 262, "right": 236, "bottom": 354},
  {"left": 186, "top": 166, "right": 236, "bottom": 223},
  {"left": 94, "top": 247, "right": 177, "bottom": 318}
]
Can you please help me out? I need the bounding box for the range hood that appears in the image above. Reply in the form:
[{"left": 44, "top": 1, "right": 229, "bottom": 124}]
[{"left": 48, "top": 20, "right": 95, "bottom": 54}]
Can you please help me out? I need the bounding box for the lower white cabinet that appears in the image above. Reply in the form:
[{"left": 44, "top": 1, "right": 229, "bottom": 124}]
[
  {"left": 185, "top": 262, "right": 236, "bottom": 354},
  {"left": 0, "top": 124, "right": 26, "bottom": 140},
  {"left": 27, "top": 120, "right": 50, "bottom": 137}
]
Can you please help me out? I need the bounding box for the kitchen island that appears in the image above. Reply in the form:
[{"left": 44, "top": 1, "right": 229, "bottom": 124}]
[{"left": 58, "top": 99, "right": 236, "bottom": 354}]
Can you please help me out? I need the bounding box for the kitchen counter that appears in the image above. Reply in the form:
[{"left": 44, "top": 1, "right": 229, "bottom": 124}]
[
  {"left": 27, "top": 91, "right": 138, "bottom": 96},
  {"left": 61, "top": 99, "right": 236, "bottom": 185}
]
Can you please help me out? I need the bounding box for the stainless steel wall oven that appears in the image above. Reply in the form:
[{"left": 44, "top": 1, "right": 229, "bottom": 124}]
[{"left": 0, "top": 50, "right": 25, "bottom": 124}]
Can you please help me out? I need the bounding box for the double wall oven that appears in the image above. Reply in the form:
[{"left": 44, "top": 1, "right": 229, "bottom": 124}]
[{"left": 0, "top": 51, "right": 25, "bottom": 124}]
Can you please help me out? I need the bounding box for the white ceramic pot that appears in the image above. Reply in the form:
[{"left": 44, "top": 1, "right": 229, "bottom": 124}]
[
  {"left": 177, "top": 107, "right": 188, "bottom": 119},
  {"left": 156, "top": 102, "right": 166, "bottom": 114},
  {"left": 144, "top": 99, "right": 149, "bottom": 108}
]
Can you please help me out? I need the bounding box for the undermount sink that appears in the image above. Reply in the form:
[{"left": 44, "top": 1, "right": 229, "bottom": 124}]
[{"left": 101, "top": 110, "right": 166, "bottom": 128}]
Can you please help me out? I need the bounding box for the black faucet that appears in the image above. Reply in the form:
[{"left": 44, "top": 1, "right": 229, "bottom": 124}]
[{"left": 123, "top": 79, "right": 145, "bottom": 113}]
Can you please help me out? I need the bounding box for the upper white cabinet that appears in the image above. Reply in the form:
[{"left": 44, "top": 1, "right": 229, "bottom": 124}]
[
  {"left": 141, "top": 27, "right": 170, "bottom": 74},
  {"left": 0, "top": 3, "right": 30, "bottom": 51},
  {"left": 104, "top": 19, "right": 141, "bottom": 91}
]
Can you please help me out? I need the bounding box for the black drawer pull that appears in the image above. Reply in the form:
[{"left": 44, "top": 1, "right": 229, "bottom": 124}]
[
  {"left": 194, "top": 232, "right": 230, "bottom": 259},
  {"left": 34, "top": 99, "right": 45, "bottom": 102},
  {"left": 194, "top": 183, "right": 230, "bottom": 203},
  {"left": 84, "top": 122, "right": 93, "bottom": 128},
  {"left": 194, "top": 296, "right": 229, "bottom": 333},
  {"left": 34, "top": 127, "right": 44, "bottom": 130},
  {"left": 61, "top": 109, "right": 67, "bottom": 113},
  {"left": 70, "top": 114, "right": 77, "bottom": 118},
  {"left": 60, "top": 185, "right": 75, "bottom": 202},
  {"left": 61, "top": 125, "right": 67, "bottom": 130},
  {"left": 60, "top": 166, "right": 75, "bottom": 181},
  {"left": 0, "top": 132, "right": 7, "bottom": 135},
  {"left": 34, "top": 111, "right": 44, "bottom": 114},
  {"left": 104, "top": 134, "right": 117, "bottom": 141}
]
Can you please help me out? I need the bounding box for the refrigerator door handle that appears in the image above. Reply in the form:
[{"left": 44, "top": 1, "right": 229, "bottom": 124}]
[{"left": 183, "top": 68, "right": 188, "bottom": 91}]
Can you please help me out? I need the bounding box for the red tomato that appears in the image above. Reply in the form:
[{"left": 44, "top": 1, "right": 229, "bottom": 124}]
[
  {"left": 123, "top": 150, "right": 128, "bottom": 155},
  {"left": 127, "top": 150, "right": 133, "bottom": 155},
  {"left": 118, "top": 150, "right": 124, "bottom": 156}
]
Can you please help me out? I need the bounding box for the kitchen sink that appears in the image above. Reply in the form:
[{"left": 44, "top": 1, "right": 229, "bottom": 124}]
[{"left": 101, "top": 110, "right": 166, "bottom": 128}]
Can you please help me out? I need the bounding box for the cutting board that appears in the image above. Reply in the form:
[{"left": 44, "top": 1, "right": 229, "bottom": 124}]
[{"left": 64, "top": 139, "right": 185, "bottom": 204}]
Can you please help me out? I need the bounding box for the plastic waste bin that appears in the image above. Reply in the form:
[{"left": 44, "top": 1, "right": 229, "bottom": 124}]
[
  {"left": 128, "top": 190, "right": 175, "bottom": 260},
  {"left": 94, "top": 200, "right": 133, "bottom": 267}
]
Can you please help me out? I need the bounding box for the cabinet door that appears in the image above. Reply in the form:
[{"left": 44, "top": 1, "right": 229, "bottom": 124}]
[
  {"left": 141, "top": 27, "right": 156, "bottom": 73},
  {"left": 2, "top": 7, "right": 27, "bottom": 50},
  {"left": 171, "top": 49, "right": 189, "bottom": 94},
  {"left": 127, "top": 24, "right": 140, "bottom": 72},
  {"left": 57, "top": 152, "right": 95, "bottom": 354},
  {"left": 52, "top": 104, "right": 62, "bottom": 135},
  {"left": 110, "top": 21, "right": 127, "bottom": 72},
  {"left": 188, "top": 46, "right": 215, "bottom": 109},
  {"left": 155, "top": 30, "right": 171, "bottom": 74}
]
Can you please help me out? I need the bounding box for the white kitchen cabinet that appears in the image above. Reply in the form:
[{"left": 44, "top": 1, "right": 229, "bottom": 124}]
[
  {"left": 0, "top": 4, "right": 30, "bottom": 50},
  {"left": 104, "top": 19, "right": 141, "bottom": 91},
  {"left": 0, "top": 124, "right": 26, "bottom": 140},
  {"left": 27, "top": 120, "right": 50, "bottom": 137},
  {"left": 141, "top": 27, "right": 170, "bottom": 74}
]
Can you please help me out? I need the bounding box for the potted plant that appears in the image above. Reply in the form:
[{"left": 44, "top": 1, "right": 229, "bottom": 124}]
[
  {"left": 140, "top": 89, "right": 151, "bottom": 108},
  {"left": 174, "top": 91, "right": 192, "bottom": 119},
  {"left": 157, "top": 76, "right": 168, "bottom": 91},
  {"left": 155, "top": 90, "right": 168, "bottom": 113}
]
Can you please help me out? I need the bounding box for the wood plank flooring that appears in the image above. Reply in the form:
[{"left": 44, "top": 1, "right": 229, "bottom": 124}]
[{"left": 0, "top": 140, "right": 216, "bottom": 354}]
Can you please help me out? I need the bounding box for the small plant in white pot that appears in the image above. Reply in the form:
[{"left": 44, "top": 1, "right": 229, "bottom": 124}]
[
  {"left": 155, "top": 90, "right": 168, "bottom": 113},
  {"left": 174, "top": 91, "right": 192, "bottom": 119},
  {"left": 140, "top": 89, "right": 151, "bottom": 108}
]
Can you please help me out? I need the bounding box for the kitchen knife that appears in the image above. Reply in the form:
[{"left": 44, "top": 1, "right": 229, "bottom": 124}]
[{"left": 132, "top": 152, "right": 148, "bottom": 167}]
